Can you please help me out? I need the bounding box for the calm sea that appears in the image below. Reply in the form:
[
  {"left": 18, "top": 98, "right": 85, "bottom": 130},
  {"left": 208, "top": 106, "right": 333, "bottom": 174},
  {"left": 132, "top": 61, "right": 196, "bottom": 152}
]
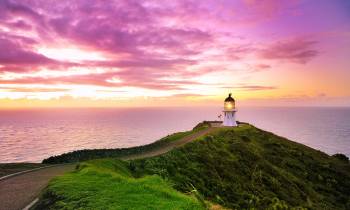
[{"left": 0, "top": 107, "right": 349, "bottom": 163}]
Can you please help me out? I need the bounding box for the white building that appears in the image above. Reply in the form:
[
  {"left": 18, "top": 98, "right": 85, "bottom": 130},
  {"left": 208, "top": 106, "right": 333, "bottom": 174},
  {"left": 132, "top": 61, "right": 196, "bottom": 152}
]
[{"left": 222, "top": 93, "right": 237, "bottom": 126}]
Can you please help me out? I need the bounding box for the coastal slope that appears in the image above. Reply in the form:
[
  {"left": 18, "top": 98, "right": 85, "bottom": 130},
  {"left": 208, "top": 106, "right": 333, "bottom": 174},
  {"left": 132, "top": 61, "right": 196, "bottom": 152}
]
[
  {"left": 37, "top": 123, "right": 350, "bottom": 209},
  {"left": 34, "top": 159, "right": 204, "bottom": 210},
  {"left": 130, "top": 124, "right": 350, "bottom": 209}
]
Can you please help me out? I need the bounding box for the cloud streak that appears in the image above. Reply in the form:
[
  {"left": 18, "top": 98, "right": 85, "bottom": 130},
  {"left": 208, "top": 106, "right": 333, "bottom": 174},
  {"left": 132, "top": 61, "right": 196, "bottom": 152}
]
[{"left": 260, "top": 37, "right": 319, "bottom": 64}]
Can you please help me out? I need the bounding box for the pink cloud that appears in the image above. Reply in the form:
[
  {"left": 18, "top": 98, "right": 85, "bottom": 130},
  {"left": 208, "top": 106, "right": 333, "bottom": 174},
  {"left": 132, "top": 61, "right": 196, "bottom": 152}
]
[
  {"left": 225, "top": 45, "right": 255, "bottom": 60},
  {"left": 260, "top": 37, "right": 319, "bottom": 64},
  {"left": 243, "top": 0, "right": 285, "bottom": 18},
  {"left": 0, "top": 38, "right": 53, "bottom": 65},
  {"left": 1, "top": 87, "right": 69, "bottom": 92},
  {"left": 0, "top": 69, "right": 207, "bottom": 91},
  {"left": 221, "top": 84, "right": 277, "bottom": 91},
  {"left": 255, "top": 64, "right": 271, "bottom": 70}
]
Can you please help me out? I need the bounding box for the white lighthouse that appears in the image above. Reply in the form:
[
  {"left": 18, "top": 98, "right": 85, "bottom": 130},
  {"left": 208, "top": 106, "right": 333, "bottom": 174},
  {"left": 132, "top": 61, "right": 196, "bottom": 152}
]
[{"left": 222, "top": 93, "right": 237, "bottom": 126}]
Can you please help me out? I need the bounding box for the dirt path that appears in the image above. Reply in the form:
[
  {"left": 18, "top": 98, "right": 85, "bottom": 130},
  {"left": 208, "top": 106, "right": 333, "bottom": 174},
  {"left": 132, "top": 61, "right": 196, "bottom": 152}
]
[
  {"left": 0, "top": 164, "right": 75, "bottom": 210},
  {"left": 124, "top": 126, "right": 218, "bottom": 160},
  {"left": 0, "top": 163, "right": 46, "bottom": 178},
  {"left": 0, "top": 126, "right": 216, "bottom": 210}
]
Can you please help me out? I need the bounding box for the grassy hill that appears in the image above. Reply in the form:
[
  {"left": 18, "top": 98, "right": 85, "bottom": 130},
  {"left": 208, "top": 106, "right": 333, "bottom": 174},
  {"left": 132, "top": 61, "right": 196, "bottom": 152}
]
[
  {"left": 130, "top": 124, "right": 350, "bottom": 209},
  {"left": 34, "top": 159, "right": 205, "bottom": 210},
  {"left": 37, "top": 123, "right": 350, "bottom": 209},
  {"left": 42, "top": 123, "right": 209, "bottom": 164}
]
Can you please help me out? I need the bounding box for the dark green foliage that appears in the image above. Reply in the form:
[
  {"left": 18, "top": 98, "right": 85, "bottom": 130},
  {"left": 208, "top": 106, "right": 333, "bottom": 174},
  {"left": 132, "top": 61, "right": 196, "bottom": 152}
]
[
  {"left": 42, "top": 122, "right": 211, "bottom": 164},
  {"left": 42, "top": 130, "right": 195, "bottom": 164},
  {"left": 130, "top": 125, "right": 350, "bottom": 210},
  {"left": 332, "top": 153, "right": 349, "bottom": 163}
]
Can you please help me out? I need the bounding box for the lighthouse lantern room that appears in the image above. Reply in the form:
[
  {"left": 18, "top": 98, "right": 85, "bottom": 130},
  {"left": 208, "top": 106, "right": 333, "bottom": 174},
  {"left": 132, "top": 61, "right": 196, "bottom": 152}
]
[{"left": 222, "top": 93, "right": 237, "bottom": 126}]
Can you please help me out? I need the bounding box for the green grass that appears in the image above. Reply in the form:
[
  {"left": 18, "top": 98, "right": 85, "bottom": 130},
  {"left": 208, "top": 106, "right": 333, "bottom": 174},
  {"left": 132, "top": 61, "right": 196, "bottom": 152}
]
[
  {"left": 130, "top": 124, "right": 350, "bottom": 210},
  {"left": 42, "top": 123, "right": 207, "bottom": 164},
  {"left": 37, "top": 122, "right": 350, "bottom": 209},
  {"left": 34, "top": 159, "right": 205, "bottom": 210}
]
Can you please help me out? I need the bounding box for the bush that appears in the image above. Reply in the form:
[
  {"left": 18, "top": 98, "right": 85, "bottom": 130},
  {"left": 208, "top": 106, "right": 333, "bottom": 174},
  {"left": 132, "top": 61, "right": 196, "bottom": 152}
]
[{"left": 332, "top": 153, "right": 349, "bottom": 163}]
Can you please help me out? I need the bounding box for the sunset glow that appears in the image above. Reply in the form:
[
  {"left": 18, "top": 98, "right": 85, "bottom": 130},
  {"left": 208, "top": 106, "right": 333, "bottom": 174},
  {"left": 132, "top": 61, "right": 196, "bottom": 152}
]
[
  {"left": 37, "top": 47, "right": 108, "bottom": 62},
  {"left": 0, "top": 0, "right": 349, "bottom": 108}
]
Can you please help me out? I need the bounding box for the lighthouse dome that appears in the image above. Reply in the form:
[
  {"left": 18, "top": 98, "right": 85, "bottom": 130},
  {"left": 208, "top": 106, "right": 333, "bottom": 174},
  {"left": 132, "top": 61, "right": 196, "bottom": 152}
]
[
  {"left": 224, "top": 93, "right": 235, "bottom": 102},
  {"left": 224, "top": 93, "right": 235, "bottom": 111}
]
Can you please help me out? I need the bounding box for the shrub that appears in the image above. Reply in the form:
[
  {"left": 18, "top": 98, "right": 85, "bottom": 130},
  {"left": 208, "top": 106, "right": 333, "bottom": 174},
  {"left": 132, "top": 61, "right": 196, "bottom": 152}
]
[{"left": 332, "top": 153, "right": 349, "bottom": 163}]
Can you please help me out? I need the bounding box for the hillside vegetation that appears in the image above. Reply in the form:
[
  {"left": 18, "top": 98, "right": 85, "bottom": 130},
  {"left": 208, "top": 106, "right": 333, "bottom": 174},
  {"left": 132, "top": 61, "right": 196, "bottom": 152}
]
[
  {"left": 130, "top": 124, "right": 350, "bottom": 209},
  {"left": 34, "top": 159, "right": 205, "bottom": 210},
  {"left": 38, "top": 123, "right": 350, "bottom": 209},
  {"left": 42, "top": 124, "right": 208, "bottom": 164}
]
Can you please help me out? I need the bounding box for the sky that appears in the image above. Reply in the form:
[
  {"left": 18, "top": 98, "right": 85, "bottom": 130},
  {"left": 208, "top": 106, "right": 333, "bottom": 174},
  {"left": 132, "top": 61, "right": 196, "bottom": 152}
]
[{"left": 0, "top": 0, "right": 349, "bottom": 108}]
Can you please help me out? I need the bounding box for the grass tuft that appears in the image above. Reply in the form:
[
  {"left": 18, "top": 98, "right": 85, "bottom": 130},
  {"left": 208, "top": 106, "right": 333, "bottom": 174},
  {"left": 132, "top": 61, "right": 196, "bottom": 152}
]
[{"left": 35, "top": 159, "right": 205, "bottom": 210}]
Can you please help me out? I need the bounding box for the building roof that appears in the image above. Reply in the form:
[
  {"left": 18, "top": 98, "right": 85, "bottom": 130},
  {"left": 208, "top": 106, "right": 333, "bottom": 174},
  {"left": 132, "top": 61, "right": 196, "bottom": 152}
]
[{"left": 224, "top": 93, "right": 235, "bottom": 102}]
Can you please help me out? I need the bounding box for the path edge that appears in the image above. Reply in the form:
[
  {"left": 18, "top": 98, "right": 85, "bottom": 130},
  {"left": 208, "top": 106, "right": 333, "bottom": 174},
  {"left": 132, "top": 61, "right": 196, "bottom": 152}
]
[
  {"left": 0, "top": 163, "right": 70, "bottom": 182},
  {"left": 22, "top": 198, "right": 39, "bottom": 210}
]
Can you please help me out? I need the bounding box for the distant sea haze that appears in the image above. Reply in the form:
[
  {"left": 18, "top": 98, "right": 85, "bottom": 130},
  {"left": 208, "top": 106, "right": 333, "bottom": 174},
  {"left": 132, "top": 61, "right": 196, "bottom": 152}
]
[{"left": 0, "top": 107, "right": 349, "bottom": 163}]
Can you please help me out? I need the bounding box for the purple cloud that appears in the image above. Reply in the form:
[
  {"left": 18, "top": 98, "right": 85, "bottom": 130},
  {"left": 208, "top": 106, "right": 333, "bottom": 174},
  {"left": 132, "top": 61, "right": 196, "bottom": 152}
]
[
  {"left": 0, "top": 0, "right": 45, "bottom": 28},
  {"left": 222, "top": 84, "right": 277, "bottom": 91},
  {"left": 260, "top": 37, "right": 319, "bottom": 64},
  {"left": 0, "top": 38, "right": 53, "bottom": 65}
]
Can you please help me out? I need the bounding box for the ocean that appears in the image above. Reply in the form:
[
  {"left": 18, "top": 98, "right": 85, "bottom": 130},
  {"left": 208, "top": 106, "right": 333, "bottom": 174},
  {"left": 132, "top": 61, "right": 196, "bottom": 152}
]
[{"left": 0, "top": 107, "right": 349, "bottom": 163}]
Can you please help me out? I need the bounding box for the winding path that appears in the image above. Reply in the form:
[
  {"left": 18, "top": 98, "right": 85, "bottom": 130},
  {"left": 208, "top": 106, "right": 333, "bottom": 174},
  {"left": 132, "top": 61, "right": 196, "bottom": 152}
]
[
  {"left": 123, "top": 126, "right": 218, "bottom": 160},
  {"left": 0, "top": 126, "right": 217, "bottom": 210},
  {"left": 0, "top": 164, "right": 75, "bottom": 210}
]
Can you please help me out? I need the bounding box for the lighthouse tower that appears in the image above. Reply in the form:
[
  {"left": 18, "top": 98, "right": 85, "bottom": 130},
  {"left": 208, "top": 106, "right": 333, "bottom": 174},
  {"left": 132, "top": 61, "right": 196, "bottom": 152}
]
[{"left": 222, "top": 93, "right": 237, "bottom": 126}]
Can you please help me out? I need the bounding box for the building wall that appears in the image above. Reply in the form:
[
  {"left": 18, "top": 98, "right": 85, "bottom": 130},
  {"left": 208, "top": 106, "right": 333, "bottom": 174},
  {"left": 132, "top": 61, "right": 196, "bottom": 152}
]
[{"left": 223, "top": 111, "right": 237, "bottom": 126}]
